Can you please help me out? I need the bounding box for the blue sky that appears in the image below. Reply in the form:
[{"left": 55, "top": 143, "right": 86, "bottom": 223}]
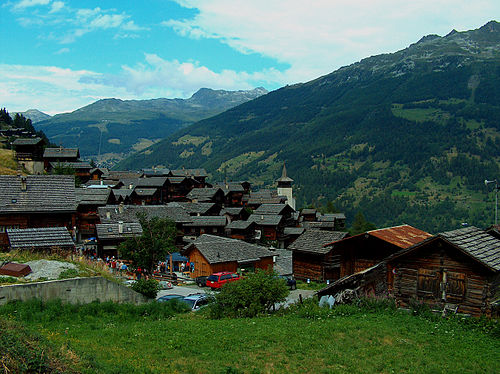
[{"left": 1, "top": 0, "right": 499, "bottom": 114}]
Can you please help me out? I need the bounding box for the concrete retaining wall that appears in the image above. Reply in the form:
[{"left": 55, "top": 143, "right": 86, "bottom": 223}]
[{"left": 0, "top": 277, "right": 148, "bottom": 305}]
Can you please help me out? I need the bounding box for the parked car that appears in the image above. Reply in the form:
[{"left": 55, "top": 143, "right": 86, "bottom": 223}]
[
  {"left": 157, "top": 294, "right": 184, "bottom": 302},
  {"left": 206, "top": 272, "right": 240, "bottom": 289},
  {"left": 195, "top": 276, "right": 208, "bottom": 287},
  {"left": 158, "top": 280, "right": 173, "bottom": 290},
  {"left": 182, "top": 293, "right": 214, "bottom": 311},
  {"left": 123, "top": 279, "right": 136, "bottom": 287},
  {"left": 277, "top": 275, "right": 296, "bottom": 290}
]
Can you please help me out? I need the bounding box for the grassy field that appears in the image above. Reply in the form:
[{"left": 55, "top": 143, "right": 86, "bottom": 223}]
[{"left": 0, "top": 299, "right": 498, "bottom": 374}]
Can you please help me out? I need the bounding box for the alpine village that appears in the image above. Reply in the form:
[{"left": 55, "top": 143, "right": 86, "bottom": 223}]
[{"left": 1, "top": 22, "right": 499, "bottom": 373}]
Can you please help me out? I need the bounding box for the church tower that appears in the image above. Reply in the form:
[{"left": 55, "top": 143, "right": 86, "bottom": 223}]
[{"left": 277, "top": 162, "right": 295, "bottom": 210}]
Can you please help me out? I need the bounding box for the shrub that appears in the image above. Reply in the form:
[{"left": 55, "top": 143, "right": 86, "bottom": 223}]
[
  {"left": 210, "top": 270, "right": 289, "bottom": 318},
  {"left": 131, "top": 278, "right": 159, "bottom": 299},
  {"left": 58, "top": 268, "right": 79, "bottom": 280}
]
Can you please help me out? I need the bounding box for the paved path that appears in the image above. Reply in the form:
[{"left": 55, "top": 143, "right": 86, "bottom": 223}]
[{"left": 157, "top": 285, "right": 316, "bottom": 308}]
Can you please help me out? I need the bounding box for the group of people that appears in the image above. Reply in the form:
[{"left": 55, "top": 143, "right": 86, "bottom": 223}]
[
  {"left": 179, "top": 261, "right": 195, "bottom": 273},
  {"left": 105, "top": 256, "right": 128, "bottom": 274}
]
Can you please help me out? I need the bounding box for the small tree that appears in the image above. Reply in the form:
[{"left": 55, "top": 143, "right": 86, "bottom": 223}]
[
  {"left": 350, "top": 211, "right": 376, "bottom": 235},
  {"left": 118, "top": 215, "right": 177, "bottom": 274},
  {"left": 210, "top": 270, "right": 289, "bottom": 318}
]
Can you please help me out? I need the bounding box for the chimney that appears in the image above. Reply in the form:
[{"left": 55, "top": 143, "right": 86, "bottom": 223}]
[
  {"left": 118, "top": 221, "right": 123, "bottom": 234},
  {"left": 20, "top": 176, "right": 27, "bottom": 191},
  {"left": 118, "top": 202, "right": 124, "bottom": 214},
  {"left": 129, "top": 184, "right": 133, "bottom": 190}
]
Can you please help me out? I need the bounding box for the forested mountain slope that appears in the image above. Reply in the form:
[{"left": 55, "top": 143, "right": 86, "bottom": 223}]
[
  {"left": 117, "top": 21, "right": 500, "bottom": 232},
  {"left": 35, "top": 87, "right": 267, "bottom": 166}
]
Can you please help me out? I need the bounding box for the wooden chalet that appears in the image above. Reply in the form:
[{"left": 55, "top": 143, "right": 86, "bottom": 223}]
[
  {"left": 217, "top": 182, "right": 246, "bottom": 207},
  {"left": 89, "top": 167, "right": 108, "bottom": 181},
  {"left": 245, "top": 189, "right": 285, "bottom": 210},
  {"left": 76, "top": 187, "right": 116, "bottom": 241},
  {"left": 170, "top": 202, "right": 222, "bottom": 217},
  {"left": 169, "top": 169, "right": 208, "bottom": 188},
  {"left": 182, "top": 234, "right": 274, "bottom": 277},
  {"left": 167, "top": 176, "right": 195, "bottom": 201},
  {"left": 96, "top": 222, "right": 142, "bottom": 258},
  {"left": 48, "top": 161, "right": 92, "bottom": 183},
  {"left": 142, "top": 168, "right": 170, "bottom": 177},
  {"left": 221, "top": 206, "right": 251, "bottom": 223},
  {"left": 121, "top": 177, "right": 169, "bottom": 204},
  {"left": 12, "top": 137, "right": 46, "bottom": 174},
  {"left": 227, "top": 220, "right": 257, "bottom": 241},
  {"left": 98, "top": 205, "right": 192, "bottom": 248},
  {"left": 248, "top": 214, "right": 284, "bottom": 242},
  {"left": 387, "top": 226, "right": 500, "bottom": 317},
  {"left": 300, "top": 208, "right": 318, "bottom": 222},
  {"left": 187, "top": 187, "right": 225, "bottom": 204},
  {"left": 182, "top": 216, "right": 227, "bottom": 238},
  {"left": 289, "top": 229, "right": 349, "bottom": 282},
  {"left": 43, "top": 147, "right": 80, "bottom": 169},
  {"left": 7, "top": 227, "right": 75, "bottom": 254},
  {"left": 254, "top": 203, "right": 296, "bottom": 226},
  {"left": 0, "top": 175, "right": 76, "bottom": 249},
  {"left": 130, "top": 188, "right": 162, "bottom": 205},
  {"left": 301, "top": 212, "right": 346, "bottom": 231},
  {"left": 325, "top": 225, "right": 432, "bottom": 278},
  {"left": 318, "top": 226, "right": 500, "bottom": 317}
]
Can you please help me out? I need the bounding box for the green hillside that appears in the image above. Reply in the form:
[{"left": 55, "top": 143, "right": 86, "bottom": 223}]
[{"left": 117, "top": 21, "right": 500, "bottom": 232}]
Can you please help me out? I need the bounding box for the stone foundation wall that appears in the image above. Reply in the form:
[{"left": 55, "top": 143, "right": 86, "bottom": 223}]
[{"left": 0, "top": 277, "right": 148, "bottom": 305}]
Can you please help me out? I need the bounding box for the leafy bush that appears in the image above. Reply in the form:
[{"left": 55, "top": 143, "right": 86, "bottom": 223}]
[
  {"left": 131, "top": 278, "right": 160, "bottom": 299},
  {"left": 58, "top": 268, "right": 79, "bottom": 280},
  {"left": 210, "top": 270, "right": 289, "bottom": 318}
]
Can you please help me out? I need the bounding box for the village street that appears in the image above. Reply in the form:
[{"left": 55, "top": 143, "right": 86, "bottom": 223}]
[{"left": 157, "top": 285, "right": 316, "bottom": 309}]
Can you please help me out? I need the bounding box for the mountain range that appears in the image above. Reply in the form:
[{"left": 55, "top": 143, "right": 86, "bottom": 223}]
[
  {"left": 34, "top": 87, "right": 267, "bottom": 166},
  {"left": 116, "top": 21, "right": 500, "bottom": 233}
]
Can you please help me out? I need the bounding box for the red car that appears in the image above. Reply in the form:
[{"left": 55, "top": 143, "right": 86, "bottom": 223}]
[{"left": 206, "top": 272, "right": 240, "bottom": 289}]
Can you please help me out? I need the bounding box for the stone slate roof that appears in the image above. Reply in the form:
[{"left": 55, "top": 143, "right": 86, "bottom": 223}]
[
  {"left": 105, "top": 171, "right": 143, "bottom": 180},
  {"left": 254, "top": 203, "right": 294, "bottom": 215},
  {"left": 142, "top": 168, "right": 170, "bottom": 176},
  {"left": 170, "top": 169, "right": 207, "bottom": 178},
  {"left": 216, "top": 182, "right": 245, "bottom": 193},
  {"left": 12, "top": 137, "right": 43, "bottom": 146},
  {"left": 96, "top": 223, "right": 143, "bottom": 240},
  {"left": 183, "top": 216, "right": 227, "bottom": 227},
  {"left": 98, "top": 205, "right": 192, "bottom": 224},
  {"left": 169, "top": 202, "right": 219, "bottom": 215},
  {"left": 43, "top": 147, "right": 79, "bottom": 159},
  {"left": 7, "top": 227, "right": 75, "bottom": 249},
  {"left": 184, "top": 234, "right": 273, "bottom": 264},
  {"left": 272, "top": 249, "right": 292, "bottom": 275},
  {"left": 227, "top": 220, "right": 255, "bottom": 230},
  {"left": 284, "top": 227, "right": 305, "bottom": 236},
  {"left": 76, "top": 188, "right": 111, "bottom": 206},
  {"left": 302, "top": 221, "right": 336, "bottom": 230},
  {"left": 187, "top": 187, "right": 223, "bottom": 202},
  {"left": 49, "top": 161, "right": 91, "bottom": 170},
  {"left": 438, "top": 226, "right": 500, "bottom": 272},
  {"left": 248, "top": 214, "right": 283, "bottom": 226},
  {"left": 289, "top": 229, "right": 349, "bottom": 254},
  {"left": 221, "top": 207, "right": 245, "bottom": 216},
  {"left": 0, "top": 175, "right": 76, "bottom": 214},
  {"left": 112, "top": 189, "right": 133, "bottom": 199},
  {"left": 133, "top": 188, "right": 158, "bottom": 197},
  {"left": 167, "top": 176, "right": 189, "bottom": 184},
  {"left": 318, "top": 213, "right": 346, "bottom": 222},
  {"left": 120, "top": 177, "right": 167, "bottom": 189},
  {"left": 301, "top": 208, "right": 317, "bottom": 215}
]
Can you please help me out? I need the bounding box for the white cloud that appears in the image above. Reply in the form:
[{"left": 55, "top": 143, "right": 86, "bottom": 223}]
[
  {"left": 49, "top": 1, "right": 64, "bottom": 13},
  {"left": 13, "top": 0, "right": 50, "bottom": 10},
  {"left": 54, "top": 47, "right": 69, "bottom": 54},
  {"left": 0, "top": 54, "right": 283, "bottom": 114},
  {"left": 165, "top": 0, "right": 500, "bottom": 83}
]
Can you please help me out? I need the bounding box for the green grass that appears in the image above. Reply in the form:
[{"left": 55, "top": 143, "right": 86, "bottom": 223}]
[{"left": 1, "top": 299, "right": 498, "bottom": 373}]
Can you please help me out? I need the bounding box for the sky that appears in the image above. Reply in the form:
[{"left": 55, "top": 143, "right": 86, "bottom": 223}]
[{"left": 0, "top": 0, "right": 499, "bottom": 115}]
